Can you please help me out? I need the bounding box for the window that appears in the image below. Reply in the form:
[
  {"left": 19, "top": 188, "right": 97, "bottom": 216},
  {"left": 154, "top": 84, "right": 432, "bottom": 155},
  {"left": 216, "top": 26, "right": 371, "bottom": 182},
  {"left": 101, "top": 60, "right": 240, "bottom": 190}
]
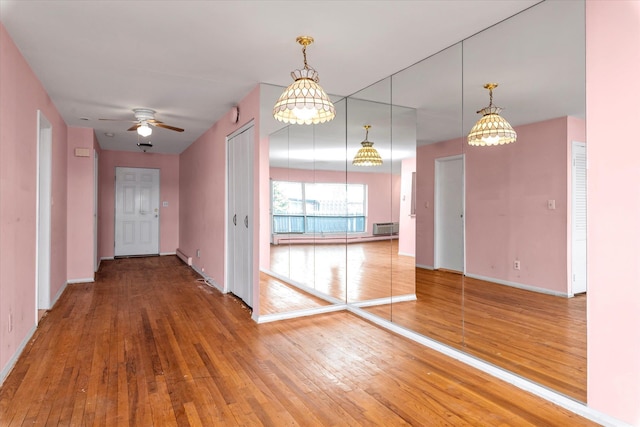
[{"left": 272, "top": 181, "right": 366, "bottom": 234}]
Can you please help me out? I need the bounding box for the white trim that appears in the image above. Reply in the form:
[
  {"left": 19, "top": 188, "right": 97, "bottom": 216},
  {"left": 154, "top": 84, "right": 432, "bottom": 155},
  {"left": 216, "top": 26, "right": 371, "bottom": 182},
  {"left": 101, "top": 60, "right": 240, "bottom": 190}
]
[
  {"left": 397, "top": 252, "right": 415, "bottom": 258},
  {"left": 50, "top": 281, "right": 69, "bottom": 307},
  {"left": 160, "top": 252, "right": 177, "bottom": 256},
  {"left": 100, "top": 256, "right": 115, "bottom": 261},
  {"left": 67, "top": 278, "right": 95, "bottom": 285},
  {"left": 349, "top": 294, "right": 416, "bottom": 308},
  {"left": 256, "top": 304, "right": 347, "bottom": 324},
  {"left": 465, "top": 273, "right": 569, "bottom": 297},
  {"left": 0, "top": 324, "right": 37, "bottom": 386},
  {"left": 346, "top": 306, "right": 629, "bottom": 427},
  {"left": 416, "top": 264, "right": 434, "bottom": 270}
]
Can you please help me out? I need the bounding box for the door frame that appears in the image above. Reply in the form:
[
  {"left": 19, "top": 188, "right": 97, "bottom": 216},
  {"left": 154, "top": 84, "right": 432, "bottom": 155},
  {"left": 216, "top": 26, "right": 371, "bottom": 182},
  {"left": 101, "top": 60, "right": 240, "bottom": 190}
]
[
  {"left": 113, "top": 166, "right": 161, "bottom": 257},
  {"left": 434, "top": 154, "right": 465, "bottom": 273},
  {"left": 36, "top": 110, "right": 53, "bottom": 314}
]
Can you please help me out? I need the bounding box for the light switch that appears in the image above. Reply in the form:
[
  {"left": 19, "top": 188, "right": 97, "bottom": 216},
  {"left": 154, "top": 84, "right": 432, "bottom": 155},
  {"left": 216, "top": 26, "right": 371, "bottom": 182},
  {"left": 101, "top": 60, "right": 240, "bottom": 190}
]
[
  {"left": 163, "top": 201, "right": 169, "bottom": 207},
  {"left": 547, "top": 199, "right": 556, "bottom": 210}
]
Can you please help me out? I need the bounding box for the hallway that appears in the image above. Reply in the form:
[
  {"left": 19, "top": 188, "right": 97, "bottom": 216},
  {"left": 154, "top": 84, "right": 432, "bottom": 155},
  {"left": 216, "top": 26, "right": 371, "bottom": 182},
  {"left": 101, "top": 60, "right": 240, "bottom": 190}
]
[{"left": 0, "top": 256, "right": 596, "bottom": 426}]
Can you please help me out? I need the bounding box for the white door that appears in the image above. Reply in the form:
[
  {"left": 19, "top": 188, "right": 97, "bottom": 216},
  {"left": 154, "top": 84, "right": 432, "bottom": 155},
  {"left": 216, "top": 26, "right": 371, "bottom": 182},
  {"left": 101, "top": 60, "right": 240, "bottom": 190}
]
[
  {"left": 114, "top": 167, "right": 160, "bottom": 257},
  {"left": 227, "top": 125, "right": 254, "bottom": 307},
  {"left": 571, "top": 142, "right": 587, "bottom": 294},
  {"left": 435, "top": 155, "right": 464, "bottom": 272},
  {"left": 36, "top": 110, "right": 52, "bottom": 311}
]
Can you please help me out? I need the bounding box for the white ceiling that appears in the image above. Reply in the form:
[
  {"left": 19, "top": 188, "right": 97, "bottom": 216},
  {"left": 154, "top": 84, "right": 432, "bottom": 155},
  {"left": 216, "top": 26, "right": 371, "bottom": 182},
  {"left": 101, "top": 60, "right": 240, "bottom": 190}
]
[{"left": 0, "top": 0, "right": 544, "bottom": 154}]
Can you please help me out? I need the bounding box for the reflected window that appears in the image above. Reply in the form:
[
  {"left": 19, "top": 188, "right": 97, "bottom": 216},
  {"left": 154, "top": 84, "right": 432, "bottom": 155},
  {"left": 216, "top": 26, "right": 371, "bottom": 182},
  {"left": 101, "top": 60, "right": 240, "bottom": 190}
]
[{"left": 272, "top": 181, "right": 366, "bottom": 234}]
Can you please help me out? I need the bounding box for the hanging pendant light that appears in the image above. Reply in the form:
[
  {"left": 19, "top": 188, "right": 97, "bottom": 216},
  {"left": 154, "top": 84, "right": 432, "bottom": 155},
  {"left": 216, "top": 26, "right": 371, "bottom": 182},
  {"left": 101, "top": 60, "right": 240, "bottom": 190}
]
[
  {"left": 273, "top": 36, "right": 336, "bottom": 125},
  {"left": 353, "top": 125, "right": 383, "bottom": 166},
  {"left": 468, "top": 83, "right": 517, "bottom": 146}
]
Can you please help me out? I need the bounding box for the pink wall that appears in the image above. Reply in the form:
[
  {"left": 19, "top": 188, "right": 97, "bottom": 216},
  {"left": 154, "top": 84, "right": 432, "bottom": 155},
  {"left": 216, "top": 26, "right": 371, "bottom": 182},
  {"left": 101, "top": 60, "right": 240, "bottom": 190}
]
[
  {"left": 0, "top": 23, "right": 68, "bottom": 376},
  {"left": 465, "top": 117, "right": 574, "bottom": 294},
  {"left": 270, "top": 167, "right": 401, "bottom": 235},
  {"left": 179, "top": 86, "right": 261, "bottom": 308},
  {"left": 67, "top": 127, "right": 96, "bottom": 281},
  {"left": 415, "top": 117, "right": 584, "bottom": 295},
  {"left": 416, "top": 138, "right": 461, "bottom": 268},
  {"left": 98, "top": 150, "right": 179, "bottom": 258},
  {"left": 586, "top": 1, "right": 640, "bottom": 424},
  {"left": 399, "top": 157, "right": 416, "bottom": 257}
]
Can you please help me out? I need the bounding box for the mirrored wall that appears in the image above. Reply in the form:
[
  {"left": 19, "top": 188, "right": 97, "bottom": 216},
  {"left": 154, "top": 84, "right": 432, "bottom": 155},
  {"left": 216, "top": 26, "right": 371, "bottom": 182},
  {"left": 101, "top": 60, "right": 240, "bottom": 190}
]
[{"left": 260, "top": 0, "right": 586, "bottom": 402}]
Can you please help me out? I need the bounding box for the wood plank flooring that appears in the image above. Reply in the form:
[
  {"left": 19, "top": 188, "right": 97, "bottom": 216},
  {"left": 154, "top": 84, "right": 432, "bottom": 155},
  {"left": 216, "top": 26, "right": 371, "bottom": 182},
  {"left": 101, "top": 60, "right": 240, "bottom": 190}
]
[
  {"left": 266, "top": 241, "right": 587, "bottom": 402},
  {"left": 0, "top": 256, "right": 596, "bottom": 426}
]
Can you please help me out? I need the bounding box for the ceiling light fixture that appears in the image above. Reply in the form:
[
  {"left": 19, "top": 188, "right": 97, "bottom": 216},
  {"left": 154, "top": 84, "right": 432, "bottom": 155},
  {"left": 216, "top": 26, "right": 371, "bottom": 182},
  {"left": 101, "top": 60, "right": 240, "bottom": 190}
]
[
  {"left": 137, "top": 122, "right": 152, "bottom": 137},
  {"left": 273, "top": 36, "right": 336, "bottom": 125},
  {"left": 467, "top": 83, "right": 517, "bottom": 146},
  {"left": 137, "top": 141, "right": 153, "bottom": 153},
  {"left": 353, "top": 125, "right": 383, "bottom": 166}
]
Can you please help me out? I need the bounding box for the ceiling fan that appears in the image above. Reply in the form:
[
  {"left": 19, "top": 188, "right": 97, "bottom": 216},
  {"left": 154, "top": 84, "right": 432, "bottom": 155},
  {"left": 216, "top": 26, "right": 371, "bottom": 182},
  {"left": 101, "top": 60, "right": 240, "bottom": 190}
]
[{"left": 100, "top": 108, "right": 184, "bottom": 136}]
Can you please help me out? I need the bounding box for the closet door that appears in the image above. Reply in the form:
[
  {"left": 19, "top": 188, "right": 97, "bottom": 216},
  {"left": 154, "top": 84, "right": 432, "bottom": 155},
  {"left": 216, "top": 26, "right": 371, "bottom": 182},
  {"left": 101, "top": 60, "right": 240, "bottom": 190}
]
[{"left": 227, "top": 125, "right": 254, "bottom": 307}]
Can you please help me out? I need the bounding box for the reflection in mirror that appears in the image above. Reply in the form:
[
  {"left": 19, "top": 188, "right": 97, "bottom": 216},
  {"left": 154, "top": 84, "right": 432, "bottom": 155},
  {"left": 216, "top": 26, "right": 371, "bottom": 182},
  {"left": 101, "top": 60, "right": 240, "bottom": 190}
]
[
  {"left": 263, "top": 98, "right": 348, "bottom": 316},
  {"left": 460, "top": 0, "right": 586, "bottom": 401},
  {"left": 386, "top": 42, "right": 466, "bottom": 351}
]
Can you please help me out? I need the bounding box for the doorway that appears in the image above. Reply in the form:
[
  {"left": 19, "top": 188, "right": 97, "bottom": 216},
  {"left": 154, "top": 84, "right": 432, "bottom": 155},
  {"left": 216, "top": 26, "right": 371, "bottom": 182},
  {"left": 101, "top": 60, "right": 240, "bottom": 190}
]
[
  {"left": 36, "top": 111, "right": 52, "bottom": 316},
  {"left": 227, "top": 124, "right": 254, "bottom": 308},
  {"left": 114, "top": 167, "right": 160, "bottom": 257},
  {"left": 434, "top": 155, "right": 464, "bottom": 273}
]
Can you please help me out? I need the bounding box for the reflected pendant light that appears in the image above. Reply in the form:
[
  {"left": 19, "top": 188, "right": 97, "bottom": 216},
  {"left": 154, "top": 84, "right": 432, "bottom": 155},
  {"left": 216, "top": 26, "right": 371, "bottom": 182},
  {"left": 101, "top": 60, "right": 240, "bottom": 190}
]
[
  {"left": 273, "top": 36, "right": 336, "bottom": 125},
  {"left": 353, "top": 125, "right": 383, "bottom": 166},
  {"left": 468, "top": 83, "right": 517, "bottom": 146}
]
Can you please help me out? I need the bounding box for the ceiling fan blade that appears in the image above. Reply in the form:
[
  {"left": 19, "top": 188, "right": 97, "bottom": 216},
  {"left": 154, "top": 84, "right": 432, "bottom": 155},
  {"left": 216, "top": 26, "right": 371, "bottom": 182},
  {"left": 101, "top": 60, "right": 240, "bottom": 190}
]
[
  {"left": 153, "top": 123, "right": 185, "bottom": 132},
  {"left": 127, "top": 124, "right": 141, "bottom": 131}
]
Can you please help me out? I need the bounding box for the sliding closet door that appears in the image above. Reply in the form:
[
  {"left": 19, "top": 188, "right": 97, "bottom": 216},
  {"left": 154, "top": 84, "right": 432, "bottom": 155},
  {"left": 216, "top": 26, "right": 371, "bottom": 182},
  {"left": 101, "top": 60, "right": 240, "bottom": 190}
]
[{"left": 227, "top": 124, "right": 254, "bottom": 308}]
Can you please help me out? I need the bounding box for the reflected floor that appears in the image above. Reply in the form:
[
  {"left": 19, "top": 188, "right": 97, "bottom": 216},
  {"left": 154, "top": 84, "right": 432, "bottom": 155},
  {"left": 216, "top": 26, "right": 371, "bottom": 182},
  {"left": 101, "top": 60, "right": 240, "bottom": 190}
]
[
  {"left": 265, "top": 242, "right": 586, "bottom": 401},
  {"left": 364, "top": 269, "right": 587, "bottom": 402},
  {"left": 268, "top": 240, "right": 416, "bottom": 304}
]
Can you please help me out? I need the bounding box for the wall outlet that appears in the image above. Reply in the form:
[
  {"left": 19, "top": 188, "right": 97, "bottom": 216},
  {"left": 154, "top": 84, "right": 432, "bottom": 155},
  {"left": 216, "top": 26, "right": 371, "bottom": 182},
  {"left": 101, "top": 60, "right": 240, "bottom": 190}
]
[
  {"left": 514, "top": 260, "right": 521, "bottom": 270},
  {"left": 196, "top": 249, "right": 201, "bottom": 258},
  {"left": 8, "top": 312, "right": 13, "bottom": 333}
]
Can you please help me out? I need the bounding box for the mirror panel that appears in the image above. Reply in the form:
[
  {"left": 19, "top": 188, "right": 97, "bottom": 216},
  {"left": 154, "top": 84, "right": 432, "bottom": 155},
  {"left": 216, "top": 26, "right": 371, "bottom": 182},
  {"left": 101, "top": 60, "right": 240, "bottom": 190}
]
[
  {"left": 260, "top": 0, "right": 586, "bottom": 403},
  {"left": 461, "top": 1, "right": 586, "bottom": 400},
  {"left": 388, "top": 42, "right": 465, "bottom": 347},
  {"left": 345, "top": 78, "right": 393, "bottom": 320}
]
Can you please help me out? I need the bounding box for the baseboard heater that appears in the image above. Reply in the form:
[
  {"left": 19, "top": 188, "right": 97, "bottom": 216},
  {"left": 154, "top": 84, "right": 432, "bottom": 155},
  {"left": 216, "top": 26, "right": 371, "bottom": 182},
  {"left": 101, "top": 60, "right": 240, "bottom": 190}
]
[
  {"left": 373, "top": 222, "right": 399, "bottom": 235},
  {"left": 176, "top": 248, "right": 192, "bottom": 266}
]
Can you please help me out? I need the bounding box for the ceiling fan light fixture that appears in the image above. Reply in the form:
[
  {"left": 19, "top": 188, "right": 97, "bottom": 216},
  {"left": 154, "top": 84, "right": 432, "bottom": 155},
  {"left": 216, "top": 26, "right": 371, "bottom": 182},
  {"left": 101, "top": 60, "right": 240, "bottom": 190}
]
[
  {"left": 468, "top": 83, "right": 517, "bottom": 146},
  {"left": 273, "top": 36, "right": 336, "bottom": 125},
  {"left": 353, "top": 125, "right": 383, "bottom": 166},
  {"left": 137, "top": 122, "right": 152, "bottom": 137}
]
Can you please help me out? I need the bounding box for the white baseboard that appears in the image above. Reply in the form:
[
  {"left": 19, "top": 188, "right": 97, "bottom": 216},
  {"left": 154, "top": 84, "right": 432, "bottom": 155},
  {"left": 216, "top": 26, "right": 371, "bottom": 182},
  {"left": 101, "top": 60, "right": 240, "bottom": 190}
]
[
  {"left": 67, "top": 278, "right": 94, "bottom": 285},
  {"left": 100, "top": 256, "right": 114, "bottom": 261},
  {"left": 397, "top": 252, "right": 416, "bottom": 258},
  {"left": 416, "top": 264, "right": 434, "bottom": 270},
  {"left": 349, "top": 294, "right": 417, "bottom": 308},
  {"left": 0, "top": 323, "right": 37, "bottom": 387},
  {"left": 160, "top": 252, "right": 176, "bottom": 256},
  {"left": 465, "top": 273, "right": 568, "bottom": 297},
  {"left": 256, "top": 304, "right": 347, "bottom": 323}
]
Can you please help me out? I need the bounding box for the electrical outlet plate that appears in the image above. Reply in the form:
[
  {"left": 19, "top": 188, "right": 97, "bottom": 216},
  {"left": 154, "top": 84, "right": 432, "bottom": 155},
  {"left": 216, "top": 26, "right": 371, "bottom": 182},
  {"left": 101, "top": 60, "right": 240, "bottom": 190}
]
[{"left": 514, "top": 260, "right": 521, "bottom": 270}]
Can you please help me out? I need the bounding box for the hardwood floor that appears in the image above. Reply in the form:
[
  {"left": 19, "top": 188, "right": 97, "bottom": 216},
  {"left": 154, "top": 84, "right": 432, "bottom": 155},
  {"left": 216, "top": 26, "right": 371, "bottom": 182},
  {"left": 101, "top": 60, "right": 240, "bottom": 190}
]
[
  {"left": 267, "top": 241, "right": 587, "bottom": 401},
  {"left": 0, "top": 256, "right": 597, "bottom": 426}
]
